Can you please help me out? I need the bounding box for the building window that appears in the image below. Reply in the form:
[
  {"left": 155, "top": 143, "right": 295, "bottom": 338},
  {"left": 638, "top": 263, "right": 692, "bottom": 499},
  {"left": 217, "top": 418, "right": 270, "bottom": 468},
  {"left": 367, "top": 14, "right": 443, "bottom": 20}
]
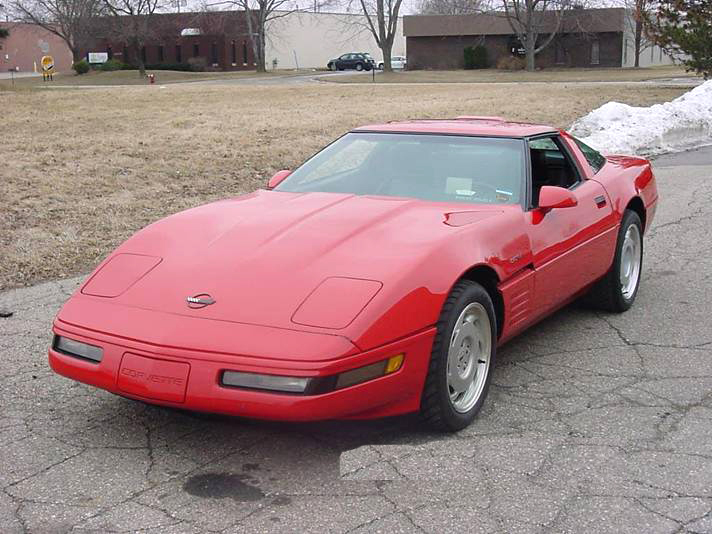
[
  {"left": 555, "top": 41, "right": 566, "bottom": 64},
  {"left": 141, "top": 46, "right": 146, "bottom": 64},
  {"left": 623, "top": 38, "right": 628, "bottom": 64},
  {"left": 176, "top": 44, "right": 182, "bottom": 63},
  {"left": 231, "top": 40, "right": 236, "bottom": 65},
  {"left": 590, "top": 39, "right": 600, "bottom": 65},
  {"left": 158, "top": 45, "right": 164, "bottom": 62},
  {"left": 211, "top": 42, "right": 218, "bottom": 65},
  {"left": 242, "top": 40, "right": 248, "bottom": 65},
  {"left": 107, "top": 46, "right": 113, "bottom": 60},
  {"left": 193, "top": 43, "right": 200, "bottom": 57},
  {"left": 123, "top": 45, "right": 129, "bottom": 63}
]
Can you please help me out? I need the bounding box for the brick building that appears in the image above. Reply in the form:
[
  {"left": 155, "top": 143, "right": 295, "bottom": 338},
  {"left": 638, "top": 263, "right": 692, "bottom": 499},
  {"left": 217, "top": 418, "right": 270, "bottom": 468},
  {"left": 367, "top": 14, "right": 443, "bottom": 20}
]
[
  {"left": 82, "top": 11, "right": 257, "bottom": 70},
  {"left": 403, "top": 8, "right": 674, "bottom": 69},
  {"left": 81, "top": 10, "right": 405, "bottom": 71},
  {"left": 0, "top": 23, "right": 73, "bottom": 73}
]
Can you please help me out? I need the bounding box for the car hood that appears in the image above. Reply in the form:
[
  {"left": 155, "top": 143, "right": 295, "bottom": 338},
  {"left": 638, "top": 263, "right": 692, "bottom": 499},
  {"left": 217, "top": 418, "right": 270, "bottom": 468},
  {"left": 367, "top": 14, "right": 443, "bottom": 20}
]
[{"left": 77, "top": 191, "right": 508, "bottom": 344}]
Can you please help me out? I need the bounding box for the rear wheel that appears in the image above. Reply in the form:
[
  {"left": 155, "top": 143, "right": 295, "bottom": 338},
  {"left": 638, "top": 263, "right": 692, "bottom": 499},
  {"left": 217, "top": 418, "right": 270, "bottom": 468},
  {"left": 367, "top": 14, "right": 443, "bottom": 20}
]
[
  {"left": 584, "top": 209, "right": 643, "bottom": 312},
  {"left": 420, "top": 280, "right": 496, "bottom": 432},
  {"left": 355, "top": 63, "right": 364, "bottom": 71}
]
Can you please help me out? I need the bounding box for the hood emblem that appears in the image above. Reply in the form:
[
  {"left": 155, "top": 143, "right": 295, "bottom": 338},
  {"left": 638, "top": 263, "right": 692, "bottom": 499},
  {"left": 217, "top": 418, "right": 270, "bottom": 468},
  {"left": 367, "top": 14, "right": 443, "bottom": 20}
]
[{"left": 186, "top": 294, "right": 216, "bottom": 309}]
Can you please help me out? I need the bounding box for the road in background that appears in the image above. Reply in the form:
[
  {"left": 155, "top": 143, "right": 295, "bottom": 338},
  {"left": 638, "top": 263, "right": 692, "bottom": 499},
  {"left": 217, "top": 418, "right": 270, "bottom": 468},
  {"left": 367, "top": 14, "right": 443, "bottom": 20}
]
[
  {"left": 0, "top": 72, "right": 40, "bottom": 80},
  {"left": 1, "top": 147, "right": 711, "bottom": 533}
]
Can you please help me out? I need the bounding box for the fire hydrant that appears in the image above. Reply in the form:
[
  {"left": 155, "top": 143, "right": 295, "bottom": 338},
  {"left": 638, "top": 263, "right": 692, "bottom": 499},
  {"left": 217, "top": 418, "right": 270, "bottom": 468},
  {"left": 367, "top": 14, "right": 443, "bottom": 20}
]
[{"left": 148, "top": 73, "right": 155, "bottom": 84}]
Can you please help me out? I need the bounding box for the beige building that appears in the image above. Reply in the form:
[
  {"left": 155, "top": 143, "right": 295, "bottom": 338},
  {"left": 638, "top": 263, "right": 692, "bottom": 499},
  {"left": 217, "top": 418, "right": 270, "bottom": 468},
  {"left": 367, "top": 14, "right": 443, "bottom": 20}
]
[
  {"left": 265, "top": 11, "right": 405, "bottom": 70},
  {"left": 621, "top": 16, "right": 674, "bottom": 67}
]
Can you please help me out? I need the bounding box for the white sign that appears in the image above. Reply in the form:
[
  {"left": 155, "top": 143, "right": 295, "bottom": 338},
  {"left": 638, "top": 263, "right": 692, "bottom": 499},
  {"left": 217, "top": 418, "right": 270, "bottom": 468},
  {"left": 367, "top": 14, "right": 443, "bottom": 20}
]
[
  {"left": 180, "top": 28, "right": 201, "bottom": 36},
  {"left": 88, "top": 52, "right": 109, "bottom": 64}
]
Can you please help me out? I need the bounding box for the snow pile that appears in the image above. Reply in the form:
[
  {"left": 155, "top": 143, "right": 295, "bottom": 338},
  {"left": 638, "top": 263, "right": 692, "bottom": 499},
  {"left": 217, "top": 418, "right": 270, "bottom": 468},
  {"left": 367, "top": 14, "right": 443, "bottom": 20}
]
[{"left": 569, "top": 80, "right": 712, "bottom": 156}]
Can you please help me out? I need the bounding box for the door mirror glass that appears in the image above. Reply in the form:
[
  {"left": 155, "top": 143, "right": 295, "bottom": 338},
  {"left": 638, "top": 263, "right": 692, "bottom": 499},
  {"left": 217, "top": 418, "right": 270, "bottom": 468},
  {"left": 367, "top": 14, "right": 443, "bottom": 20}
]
[
  {"left": 538, "top": 186, "right": 578, "bottom": 211},
  {"left": 267, "top": 170, "right": 291, "bottom": 189}
]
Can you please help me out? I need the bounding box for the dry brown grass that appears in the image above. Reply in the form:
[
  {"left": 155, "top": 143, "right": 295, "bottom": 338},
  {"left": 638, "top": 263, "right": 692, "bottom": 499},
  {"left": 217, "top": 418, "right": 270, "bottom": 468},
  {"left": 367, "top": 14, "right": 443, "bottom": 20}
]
[
  {"left": 333, "top": 65, "right": 699, "bottom": 84},
  {"left": 0, "top": 82, "right": 686, "bottom": 289}
]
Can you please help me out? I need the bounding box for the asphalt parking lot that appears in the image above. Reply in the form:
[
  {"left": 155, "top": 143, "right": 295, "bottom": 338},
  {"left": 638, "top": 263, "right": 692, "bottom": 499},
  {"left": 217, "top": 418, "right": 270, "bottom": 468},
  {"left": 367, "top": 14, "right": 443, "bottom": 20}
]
[{"left": 1, "top": 146, "right": 711, "bottom": 533}]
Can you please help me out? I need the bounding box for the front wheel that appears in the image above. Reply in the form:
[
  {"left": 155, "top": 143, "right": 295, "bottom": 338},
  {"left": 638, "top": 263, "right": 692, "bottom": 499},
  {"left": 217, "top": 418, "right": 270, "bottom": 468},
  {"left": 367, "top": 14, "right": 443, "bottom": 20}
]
[
  {"left": 420, "top": 280, "right": 496, "bottom": 432},
  {"left": 584, "top": 209, "right": 643, "bottom": 312}
]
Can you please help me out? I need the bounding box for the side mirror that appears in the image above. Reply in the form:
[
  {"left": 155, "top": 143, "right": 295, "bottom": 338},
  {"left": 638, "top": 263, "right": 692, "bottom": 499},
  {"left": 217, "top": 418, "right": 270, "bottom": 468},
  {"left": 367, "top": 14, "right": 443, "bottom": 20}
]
[
  {"left": 538, "top": 186, "right": 578, "bottom": 212},
  {"left": 267, "top": 170, "right": 291, "bottom": 190}
]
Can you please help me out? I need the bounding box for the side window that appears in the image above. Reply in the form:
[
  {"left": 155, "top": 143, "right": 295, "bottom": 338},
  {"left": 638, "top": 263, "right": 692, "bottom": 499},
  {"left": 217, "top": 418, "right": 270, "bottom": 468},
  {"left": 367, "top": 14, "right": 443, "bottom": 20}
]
[
  {"left": 573, "top": 137, "right": 606, "bottom": 174},
  {"left": 529, "top": 138, "right": 557, "bottom": 151},
  {"left": 528, "top": 136, "right": 581, "bottom": 206}
]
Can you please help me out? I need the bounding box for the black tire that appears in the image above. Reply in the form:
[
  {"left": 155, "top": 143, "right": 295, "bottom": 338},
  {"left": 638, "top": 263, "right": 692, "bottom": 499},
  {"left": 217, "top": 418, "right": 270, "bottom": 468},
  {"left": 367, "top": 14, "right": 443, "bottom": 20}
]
[
  {"left": 420, "top": 280, "right": 496, "bottom": 432},
  {"left": 327, "top": 62, "right": 334, "bottom": 71},
  {"left": 584, "top": 209, "right": 643, "bottom": 312},
  {"left": 355, "top": 63, "right": 364, "bottom": 71}
]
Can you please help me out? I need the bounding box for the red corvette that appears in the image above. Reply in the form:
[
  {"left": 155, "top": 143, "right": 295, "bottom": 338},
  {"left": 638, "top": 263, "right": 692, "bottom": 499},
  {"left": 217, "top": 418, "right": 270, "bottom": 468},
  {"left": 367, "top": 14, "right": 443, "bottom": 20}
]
[{"left": 49, "top": 117, "right": 657, "bottom": 431}]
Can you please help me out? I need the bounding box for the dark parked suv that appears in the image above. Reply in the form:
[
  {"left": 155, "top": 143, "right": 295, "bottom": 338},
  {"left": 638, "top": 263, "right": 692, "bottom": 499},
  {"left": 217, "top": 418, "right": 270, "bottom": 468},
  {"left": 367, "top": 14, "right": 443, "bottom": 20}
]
[{"left": 327, "top": 53, "right": 376, "bottom": 71}]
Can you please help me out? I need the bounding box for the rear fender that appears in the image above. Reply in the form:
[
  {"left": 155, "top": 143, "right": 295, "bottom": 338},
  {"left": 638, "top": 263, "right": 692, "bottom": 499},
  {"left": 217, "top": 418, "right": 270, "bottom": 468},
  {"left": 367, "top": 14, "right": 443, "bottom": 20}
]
[{"left": 595, "top": 156, "right": 658, "bottom": 232}]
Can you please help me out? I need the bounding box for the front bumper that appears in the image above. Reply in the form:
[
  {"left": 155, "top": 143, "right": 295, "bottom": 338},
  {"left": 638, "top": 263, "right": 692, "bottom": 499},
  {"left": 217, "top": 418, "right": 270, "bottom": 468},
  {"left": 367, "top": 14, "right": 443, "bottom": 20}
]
[{"left": 49, "top": 316, "right": 435, "bottom": 421}]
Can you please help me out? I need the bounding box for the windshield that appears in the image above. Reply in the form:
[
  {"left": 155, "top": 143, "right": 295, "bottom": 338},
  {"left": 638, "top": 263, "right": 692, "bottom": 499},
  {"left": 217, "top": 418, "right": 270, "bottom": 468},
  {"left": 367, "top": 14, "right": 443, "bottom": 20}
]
[{"left": 275, "top": 132, "right": 525, "bottom": 205}]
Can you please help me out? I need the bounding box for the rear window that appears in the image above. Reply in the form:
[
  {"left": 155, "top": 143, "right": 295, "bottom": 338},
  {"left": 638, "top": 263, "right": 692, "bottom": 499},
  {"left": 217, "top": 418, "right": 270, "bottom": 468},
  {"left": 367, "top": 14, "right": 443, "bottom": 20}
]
[{"left": 573, "top": 137, "right": 606, "bottom": 174}]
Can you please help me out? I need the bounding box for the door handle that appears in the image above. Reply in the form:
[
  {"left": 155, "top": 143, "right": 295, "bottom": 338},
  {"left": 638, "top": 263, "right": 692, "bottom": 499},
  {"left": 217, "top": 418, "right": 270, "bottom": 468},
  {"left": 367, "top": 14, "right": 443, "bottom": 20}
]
[{"left": 594, "top": 195, "right": 607, "bottom": 208}]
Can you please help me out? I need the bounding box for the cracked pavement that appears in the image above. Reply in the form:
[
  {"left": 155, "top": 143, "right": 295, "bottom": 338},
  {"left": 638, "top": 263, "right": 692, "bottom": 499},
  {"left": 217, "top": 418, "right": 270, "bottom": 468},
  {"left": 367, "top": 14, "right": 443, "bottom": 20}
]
[{"left": 1, "top": 146, "right": 711, "bottom": 533}]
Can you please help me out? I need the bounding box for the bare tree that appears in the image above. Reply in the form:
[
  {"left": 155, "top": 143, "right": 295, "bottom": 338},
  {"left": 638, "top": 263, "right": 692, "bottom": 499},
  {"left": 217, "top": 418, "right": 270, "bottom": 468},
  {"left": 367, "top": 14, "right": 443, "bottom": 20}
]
[
  {"left": 418, "top": 0, "right": 485, "bottom": 15},
  {"left": 345, "top": 0, "right": 404, "bottom": 71},
  {"left": 11, "top": 0, "right": 102, "bottom": 61},
  {"left": 102, "top": 0, "right": 164, "bottom": 75},
  {"left": 623, "top": 0, "right": 654, "bottom": 67},
  {"left": 0, "top": 3, "right": 5, "bottom": 41},
  {"left": 0, "top": 0, "right": 10, "bottom": 21},
  {"left": 502, "top": 0, "right": 572, "bottom": 71},
  {"left": 222, "top": 0, "right": 303, "bottom": 72}
]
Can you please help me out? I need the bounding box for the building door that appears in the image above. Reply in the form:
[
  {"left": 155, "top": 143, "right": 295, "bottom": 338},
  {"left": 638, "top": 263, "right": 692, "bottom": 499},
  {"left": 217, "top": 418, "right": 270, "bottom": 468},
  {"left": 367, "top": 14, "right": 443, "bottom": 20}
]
[
  {"left": 591, "top": 40, "right": 600, "bottom": 65},
  {"left": 555, "top": 41, "right": 566, "bottom": 65}
]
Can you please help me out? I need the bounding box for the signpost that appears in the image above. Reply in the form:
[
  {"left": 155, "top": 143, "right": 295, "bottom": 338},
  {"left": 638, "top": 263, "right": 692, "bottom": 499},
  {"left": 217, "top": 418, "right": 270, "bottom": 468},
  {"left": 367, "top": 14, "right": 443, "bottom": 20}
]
[{"left": 41, "top": 55, "right": 55, "bottom": 81}]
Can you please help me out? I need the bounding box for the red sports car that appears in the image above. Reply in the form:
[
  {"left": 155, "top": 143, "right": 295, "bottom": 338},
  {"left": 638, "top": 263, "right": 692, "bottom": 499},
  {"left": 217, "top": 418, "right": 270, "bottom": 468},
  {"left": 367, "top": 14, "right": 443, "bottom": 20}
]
[{"left": 49, "top": 117, "right": 657, "bottom": 431}]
